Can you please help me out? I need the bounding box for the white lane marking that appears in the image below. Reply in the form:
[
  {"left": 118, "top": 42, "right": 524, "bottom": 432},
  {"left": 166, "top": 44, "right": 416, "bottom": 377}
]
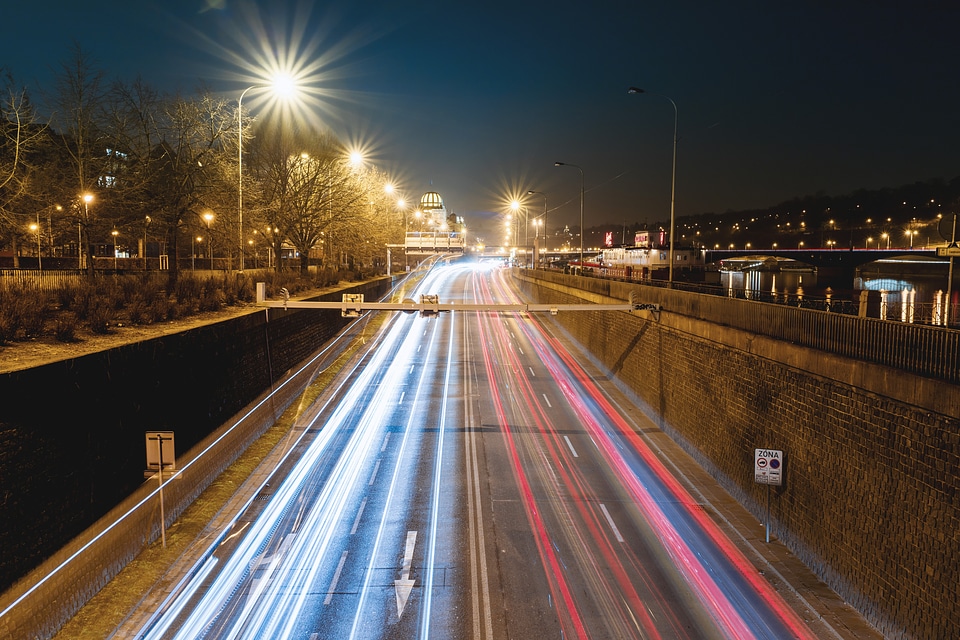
[
  {"left": 528, "top": 366, "right": 535, "bottom": 377},
  {"left": 600, "top": 503, "right": 625, "bottom": 543},
  {"left": 324, "top": 551, "right": 349, "bottom": 605},
  {"left": 368, "top": 459, "right": 381, "bottom": 486},
  {"left": 351, "top": 498, "right": 367, "bottom": 535},
  {"left": 417, "top": 345, "right": 422, "bottom": 353},
  {"left": 381, "top": 433, "right": 391, "bottom": 451},
  {"left": 518, "top": 347, "right": 524, "bottom": 355},
  {"left": 395, "top": 530, "right": 418, "bottom": 617},
  {"left": 564, "top": 436, "right": 579, "bottom": 458},
  {"left": 542, "top": 394, "right": 552, "bottom": 408},
  {"left": 398, "top": 391, "right": 405, "bottom": 405},
  {"left": 409, "top": 365, "right": 415, "bottom": 374}
]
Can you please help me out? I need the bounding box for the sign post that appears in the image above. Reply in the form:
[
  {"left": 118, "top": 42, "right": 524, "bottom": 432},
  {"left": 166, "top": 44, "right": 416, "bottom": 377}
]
[
  {"left": 754, "top": 448, "right": 783, "bottom": 543},
  {"left": 146, "top": 431, "right": 175, "bottom": 548}
]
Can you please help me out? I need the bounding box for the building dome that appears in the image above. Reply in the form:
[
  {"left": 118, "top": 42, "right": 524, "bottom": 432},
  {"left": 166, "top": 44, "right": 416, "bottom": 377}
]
[{"left": 419, "top": 191, "right": 444, "bottom": 211}]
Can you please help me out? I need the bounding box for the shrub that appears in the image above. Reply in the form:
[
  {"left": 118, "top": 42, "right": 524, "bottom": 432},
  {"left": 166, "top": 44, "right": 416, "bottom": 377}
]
[
  {"left": 55, "top": 313, "right": 79, "bottom": 343},
  {"left": 88, "top": 298, "right": 116, "bottom": 334},
  {"left": 0, "top": 286, "right": 49, "bottom": 342}
]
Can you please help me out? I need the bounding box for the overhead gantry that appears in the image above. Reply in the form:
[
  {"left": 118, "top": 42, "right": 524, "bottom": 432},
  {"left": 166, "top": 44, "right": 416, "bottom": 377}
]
[{"left": 255, "top": 283, "right": 660, "bottom": 320}]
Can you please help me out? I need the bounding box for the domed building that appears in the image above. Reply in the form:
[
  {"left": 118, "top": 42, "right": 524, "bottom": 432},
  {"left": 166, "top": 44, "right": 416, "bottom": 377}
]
[
  {"left": 405, "top": 189, "right": 465, "bottom": 257},
  {"left": 419, "top": 191, "right": 445, "bottom": 214}
]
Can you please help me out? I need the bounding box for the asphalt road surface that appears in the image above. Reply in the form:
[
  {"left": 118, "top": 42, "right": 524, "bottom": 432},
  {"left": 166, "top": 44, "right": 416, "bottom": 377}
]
[{"left": 123, "top": 259, "right": 871, "bottom": 640}]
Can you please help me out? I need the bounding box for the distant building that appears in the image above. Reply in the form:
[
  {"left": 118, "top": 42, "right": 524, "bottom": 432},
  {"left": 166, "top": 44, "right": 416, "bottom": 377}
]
[{"left": 405, "top": 190, "right": 465, "bottom": 254}]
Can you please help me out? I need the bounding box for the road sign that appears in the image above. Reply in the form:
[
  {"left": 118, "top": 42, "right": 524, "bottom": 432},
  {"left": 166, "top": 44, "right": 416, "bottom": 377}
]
[
  {"left": 146, "top": 431, "right": 176, "bottom": 472},
  {"left": 754, "top": 448, "right": 783, "bottom": 486},
  {"left": 937, "top": 245, "right": 960, "bottom": 257}
]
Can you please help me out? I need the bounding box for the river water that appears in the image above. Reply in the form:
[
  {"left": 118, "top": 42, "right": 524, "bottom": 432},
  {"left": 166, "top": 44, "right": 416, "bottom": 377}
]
[{"left": 720, "top": 256, "right": 957, "bottom": 326}]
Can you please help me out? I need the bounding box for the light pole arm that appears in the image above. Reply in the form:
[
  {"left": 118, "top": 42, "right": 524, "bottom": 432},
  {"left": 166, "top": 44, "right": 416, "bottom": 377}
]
[{"left": 238, "top": 86, "right": 255, "bottom": 271}]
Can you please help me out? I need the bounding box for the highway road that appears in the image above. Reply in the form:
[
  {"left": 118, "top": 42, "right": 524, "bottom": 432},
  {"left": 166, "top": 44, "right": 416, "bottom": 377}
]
[{"left": 126, "top": 259, "right": 834, "bottom": 639}]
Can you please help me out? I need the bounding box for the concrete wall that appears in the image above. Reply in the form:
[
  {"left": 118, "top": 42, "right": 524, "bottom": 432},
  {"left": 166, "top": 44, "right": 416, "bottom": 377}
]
[{"left": 513, "top": 269, "right": 959, "bottom": 640}]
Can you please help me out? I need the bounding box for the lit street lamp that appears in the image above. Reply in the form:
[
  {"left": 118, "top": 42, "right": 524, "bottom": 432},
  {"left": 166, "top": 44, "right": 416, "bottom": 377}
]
[
  {"left": 237, "top": 75, "right": 297, "bottom": 271},
  {"left": 29, "top": 221, "right": 41, "bottom": 271},
  {"left": 528, "top": 190, "right": 547, "bottom": 267},
  {"left": 111, "top": 229, "right": 119, "bottom": 270},
  {"left": 554, "top": 162, "right": 584, "bottom": 270},
  {"left": 203, "top": 211, "right": 215, "bottom": 266},
  {"left": 80, "top": 193, "right": 94, "bottom": 271},
  {"left": 629, "top": 87, "right": 678, "bottom": 286}
]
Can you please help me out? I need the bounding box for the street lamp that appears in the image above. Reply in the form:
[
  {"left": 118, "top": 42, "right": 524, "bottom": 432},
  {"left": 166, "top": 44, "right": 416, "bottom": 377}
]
[
  {"left": 554, "top": 162, "right": 584, "bottom": 271},
  {"left": 111, "top": 229, "right": 119, "bottom": 270},
  {"left": 528, "top": 190, "right": 547, "bottom": 267},
  {"left": 203, "top": 211, "right": 215, "bottom": 266},
  {"left": 629, "top": 87, "right": 678, "bottom": 286},
  {"left": 237, "top": 75, "right": 298, "bottom": 271},
  {"left": 143, "top": 215, "right": 151, "bottom": 270},
  {"left": 80, "top": 193, "right": 94, "bottom": 271},
  {"left": 881, "top": 232, "right": 890, "bottom": 249},
  {"left": 29, "top": 221, "right": 41, "bottom": 271}
]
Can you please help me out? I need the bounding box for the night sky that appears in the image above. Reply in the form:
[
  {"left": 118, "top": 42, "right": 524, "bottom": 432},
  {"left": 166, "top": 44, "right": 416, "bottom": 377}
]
[{"left": 4, "top": 0, "right": 959, "bottom": 240}]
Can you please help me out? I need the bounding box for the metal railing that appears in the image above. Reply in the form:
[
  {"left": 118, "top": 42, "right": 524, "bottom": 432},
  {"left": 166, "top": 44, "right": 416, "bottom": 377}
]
[{"left": 519, "top": 269, "right": 960, "bottom": 385}]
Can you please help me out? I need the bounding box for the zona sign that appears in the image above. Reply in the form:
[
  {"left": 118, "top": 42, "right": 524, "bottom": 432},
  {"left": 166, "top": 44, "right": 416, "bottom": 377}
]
[{"left": 754, "top": 448, "right": 783, "bottom": 486}]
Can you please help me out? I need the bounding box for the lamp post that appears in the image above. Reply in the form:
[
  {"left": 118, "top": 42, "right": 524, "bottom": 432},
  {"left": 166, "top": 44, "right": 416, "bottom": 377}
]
[
  {"left": 237, "top": 76, "right": 297, "bottom": 272},
  {"left": 30, "top": 219, "right": 41, "bottom": 271},
  {"left": 203, "top": 211, "right": 215, "bottom": 267},
  {"left": 527, "top": 190, "right": 547, "bottom": 267},
  {"left": 81, "top": 193, "right": 94, "bottom": 272},
  {"left": 143, "top": 215, "right": 151, "bottom": 270},
  {"left": 628, "top": 87, "right": 678, "bottom": 286},
  {"left": 554, "top": 162, "right": 584, "bottom": 271},
  {"left": 237, "top": 86, "right": 255, "bottom": 271},
  {"left": 111, "top": 229, "right": 119, "bottom": 270}
]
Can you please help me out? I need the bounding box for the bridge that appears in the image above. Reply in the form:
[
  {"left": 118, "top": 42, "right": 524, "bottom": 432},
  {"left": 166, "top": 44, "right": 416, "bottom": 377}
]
[{"left": 704, "top": 247, "right": 938, "bottom": 268}]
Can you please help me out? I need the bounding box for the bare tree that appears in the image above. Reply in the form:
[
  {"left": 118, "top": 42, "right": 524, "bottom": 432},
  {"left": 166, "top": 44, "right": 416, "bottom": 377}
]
[
  {"left": 247, "top": 118, "right": 368, "bottom": 274},
  {"left": 0, "top": 69, "right": 47, "bottom": 267},
  {"left": 47, "top": 44, "right": 109, "bottom": 276},
  {"left": 107, "top": 83, "right": 235, "bottom": 285}
]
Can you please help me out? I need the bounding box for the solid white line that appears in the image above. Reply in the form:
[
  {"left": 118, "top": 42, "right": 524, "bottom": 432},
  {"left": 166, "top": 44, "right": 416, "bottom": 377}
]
[
  {"left": 563, "top": 435, "right": 579, "bottom": 458},
  {"left": 324, "top": 551, "right": 349, "bottom": 605},
  {"left": 351, "top": 498, "right": 367, "bottom": 535},
  {"left": 542, "top": 394, "right": 552, "bottom": 408},
  {"left": 369, "top": 459, "right": 381, "bottom": 485},
  {"left": 600, "top": 503, "right": 625, "bottom": 543}
]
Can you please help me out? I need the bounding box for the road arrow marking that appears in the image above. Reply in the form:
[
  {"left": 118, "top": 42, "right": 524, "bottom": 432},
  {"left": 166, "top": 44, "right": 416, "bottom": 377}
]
[{"left": 395, "top": 530, "right": 418, "bottom": 617}]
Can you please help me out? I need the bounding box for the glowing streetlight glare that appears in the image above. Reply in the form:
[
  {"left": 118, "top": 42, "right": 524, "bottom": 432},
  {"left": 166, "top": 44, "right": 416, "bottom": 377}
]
[
  {"left": 384, "top": 183, "right": 394, "bottom": 194},
  {"left": 397, "top": 199, "right": 405, "bottom": 209},
  {"left": 349, "top": 151, "right": 364, "bottom": 167},
  {"left": 271, "top": 73, "right": 297, "bottom": 98}
]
